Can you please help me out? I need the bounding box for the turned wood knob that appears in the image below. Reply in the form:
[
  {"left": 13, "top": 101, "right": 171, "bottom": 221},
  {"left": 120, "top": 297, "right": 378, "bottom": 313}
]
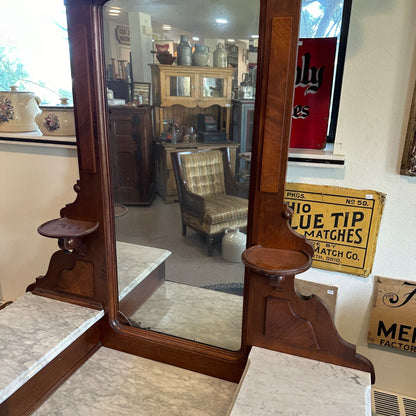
[{"left": 282, "top": 207, "right": 293, "bottom": 220}]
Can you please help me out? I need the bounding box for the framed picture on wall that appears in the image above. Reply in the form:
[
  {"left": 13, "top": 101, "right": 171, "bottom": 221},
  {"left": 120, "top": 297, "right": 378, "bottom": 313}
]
[
  {"left": 132, "top": 82, "right": 151, "bottom": 105},
  {"left": 401, "top": 80, "right": 416, "bottom": 176}
]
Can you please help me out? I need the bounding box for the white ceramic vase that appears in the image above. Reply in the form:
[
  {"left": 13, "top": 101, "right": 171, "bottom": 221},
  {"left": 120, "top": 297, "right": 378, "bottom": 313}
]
[
  {"left": 222, "top": 228, "right": 247, "bottom": 262},
  {"left": 0, "top": 86, "right": 41, "bottom": 132},
  {"left": 35, "top": 98, "right": 76, "bottom": 136}
]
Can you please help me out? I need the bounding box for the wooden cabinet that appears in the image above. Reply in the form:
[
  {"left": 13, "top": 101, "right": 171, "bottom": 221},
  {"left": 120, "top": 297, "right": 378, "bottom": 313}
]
[
  {"left": 150, "top": 64, "right": 235, "bottom": 138},
  {"left": 109, "top": 106, "right": 155, "bottom": 205},
  {"left": 154, "top": 141, "right": 239, "bottom": 203},
  {"left": 232, "top": 99, "right": 255, "bottom": 182}
]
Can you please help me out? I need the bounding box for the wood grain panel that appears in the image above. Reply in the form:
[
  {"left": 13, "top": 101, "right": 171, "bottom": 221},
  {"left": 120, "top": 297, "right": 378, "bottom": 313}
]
[
  {"left": 260, "top": 17, "right": 293, "bottom": 193},
  {"left": 264, "top": 297, "right": 320, "bottom": 350},
  {"left": 72, "top": 24, "right": 96, "bottom": 173}
]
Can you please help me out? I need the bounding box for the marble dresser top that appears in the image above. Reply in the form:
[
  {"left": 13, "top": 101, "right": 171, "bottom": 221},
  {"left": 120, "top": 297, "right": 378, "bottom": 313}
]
[
  {"left": 116, "top": 241, "right": 171, "bottom": 301},
  {"left": 230, "top": 347, "right": 372, "bottom": 416},
  {"left": 34, "top": 347, "right": 237, "bottom": 415},
  {"left": 0, "top": 293, "right": 104, "bottom": 403},
  {"left": 129, "top": 281, "right": 243, "bottom": 350}
]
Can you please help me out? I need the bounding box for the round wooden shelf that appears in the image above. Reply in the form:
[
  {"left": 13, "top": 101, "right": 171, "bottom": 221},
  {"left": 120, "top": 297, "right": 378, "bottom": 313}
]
[
  {"left": 242, "top": 245, "right": 312, "bottom": 277},
  {"left": 38, "top": 218, "right": 99, "bottom": 239}
]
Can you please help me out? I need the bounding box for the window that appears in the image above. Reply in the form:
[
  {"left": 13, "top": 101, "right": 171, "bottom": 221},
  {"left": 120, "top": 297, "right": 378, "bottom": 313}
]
[
  {"left": 0, "top": 0, "right": 72, "bottom": 105},
  {"left": 1, "top": 0, "right": 351, "bottom": 144}
]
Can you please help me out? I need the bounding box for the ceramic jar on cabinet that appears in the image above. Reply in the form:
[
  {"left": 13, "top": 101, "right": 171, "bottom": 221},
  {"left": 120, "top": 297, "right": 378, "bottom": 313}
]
[
  {"left": 213, "top": 43, "right": 228, "bottom": 68},
  {"left": 192, "top": 44, "right": 209, "bottom": 67},
  {"left": 177, "top": 35, "right": 192, "bottom": 66}
]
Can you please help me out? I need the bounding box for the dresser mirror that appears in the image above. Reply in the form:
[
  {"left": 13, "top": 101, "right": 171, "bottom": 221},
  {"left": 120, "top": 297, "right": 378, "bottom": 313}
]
[
  {"left": 103, "top": 0, "right": 259, "bottom": 351},
  {"left": 29, "top": 0, "right": 374, "bottom": 385}
]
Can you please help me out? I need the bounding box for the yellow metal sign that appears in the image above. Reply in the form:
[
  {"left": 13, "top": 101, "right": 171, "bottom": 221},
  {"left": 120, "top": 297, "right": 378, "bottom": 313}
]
[{"left": 284, "top": 183, "right": 386, "bottom": 277}]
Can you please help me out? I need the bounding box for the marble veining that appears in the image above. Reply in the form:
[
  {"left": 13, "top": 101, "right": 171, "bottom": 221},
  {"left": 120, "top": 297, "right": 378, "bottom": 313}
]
[
  {"left": 230, "top": 347, "right": 371, "bottom": 416},
  {"left": 0, "top": 293, "right": 104, "bottom": 403},
  {"left": 116, "top": 241, "right": 171, "bottom": 301},
  {"left": 34, "top": 347, "right": 237, "bottom": 416},
  {"left": 128, "top": 281, "right": 243, "bottom": 351}
]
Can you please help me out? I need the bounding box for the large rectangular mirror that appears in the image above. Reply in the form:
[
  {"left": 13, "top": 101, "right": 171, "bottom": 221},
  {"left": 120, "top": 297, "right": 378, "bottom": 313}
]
[
  {"left": 102, "top": 0, "right": 349, "bottom": 352},
  {"left": 103, "top": 0, "right": 259, "bottom": 351}
]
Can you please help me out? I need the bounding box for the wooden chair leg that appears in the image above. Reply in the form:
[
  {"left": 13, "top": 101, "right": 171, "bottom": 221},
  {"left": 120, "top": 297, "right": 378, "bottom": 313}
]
[{"left": 207, "top": 236, "right": 214, "bottom": 256}]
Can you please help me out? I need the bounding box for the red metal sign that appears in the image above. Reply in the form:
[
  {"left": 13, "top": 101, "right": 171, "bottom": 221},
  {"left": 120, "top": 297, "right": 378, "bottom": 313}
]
[{"left": 290, "top": 37, "right": 337, "bottom": 149}]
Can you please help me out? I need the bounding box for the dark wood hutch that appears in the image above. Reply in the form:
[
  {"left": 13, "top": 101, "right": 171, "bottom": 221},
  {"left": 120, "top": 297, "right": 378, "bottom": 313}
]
[{"left": 4, "top": 0, "right": 374, "bottom": 413}]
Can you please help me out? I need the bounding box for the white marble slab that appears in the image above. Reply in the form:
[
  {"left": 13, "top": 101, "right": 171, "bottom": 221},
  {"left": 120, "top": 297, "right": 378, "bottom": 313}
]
[
  {"left": 128, "top": 281, "right": 243, "bottom": 351},
  {"left": 0, "top": 293, "right": 104, "bottom": 403},
  {"left": 34, "top": 347, "right": 237, "bottom": 416},
  {"left": 116, "top": 241, "right": 171, "bottom": 301},
  {"left": 229, "top": 347, "right": 371, "bottom": 416}
]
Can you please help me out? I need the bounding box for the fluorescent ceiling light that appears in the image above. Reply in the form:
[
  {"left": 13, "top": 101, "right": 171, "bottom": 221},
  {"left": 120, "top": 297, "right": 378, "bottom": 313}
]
[
  {"left": 108, "top": 8, "right": 121, "bottom": 15},
  {"left": 162, "top": 24, "right": 172, "bottom": 31},
  {"left": 215, "top": 18, "right": 229, "bottom": 24},
  {"left": 192, "top": 36, "right": 200, "bottom": 41},
  {"left": 227, "top": 38, "right": 235, "bottom": 43},
  {"left": 251, "top": 34, "right": 259, "bottom": 39}
]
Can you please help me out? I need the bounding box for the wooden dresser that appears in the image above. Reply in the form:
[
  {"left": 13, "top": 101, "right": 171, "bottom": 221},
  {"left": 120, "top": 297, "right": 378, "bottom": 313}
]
[{"left": 109, "top": 106, "right": 155, "bottom": 205}]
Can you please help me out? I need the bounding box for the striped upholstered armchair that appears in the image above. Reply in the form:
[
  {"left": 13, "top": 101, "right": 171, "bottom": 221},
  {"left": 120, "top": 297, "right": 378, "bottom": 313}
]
[{"left": 171, "top": 148, "right": 249, "bottom": 256}]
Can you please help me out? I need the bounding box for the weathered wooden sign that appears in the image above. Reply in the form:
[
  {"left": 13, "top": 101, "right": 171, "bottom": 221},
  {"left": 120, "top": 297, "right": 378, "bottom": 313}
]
[{"left": 284, "top": 183, "right": 386, "bottom": 277}]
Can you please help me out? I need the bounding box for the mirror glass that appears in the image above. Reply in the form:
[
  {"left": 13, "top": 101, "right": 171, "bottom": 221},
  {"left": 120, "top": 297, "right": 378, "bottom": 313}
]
[
  {"left": 169, "top": 77, "right": 191, "bottom": 97},
  {"left": 103, "top": 0, "right": 259, "bottom": 350}
]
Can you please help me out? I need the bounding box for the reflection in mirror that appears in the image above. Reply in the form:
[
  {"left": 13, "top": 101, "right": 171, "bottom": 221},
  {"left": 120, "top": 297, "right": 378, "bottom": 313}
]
[
  {"left": 169, "top": 77, "right": 191, "bottom": 97},
  {"left": 202, "top": 78, "right": 224, "bottom": 98},
  {"left": 103, "top": 0, "right": 259, "bottom": 351}
]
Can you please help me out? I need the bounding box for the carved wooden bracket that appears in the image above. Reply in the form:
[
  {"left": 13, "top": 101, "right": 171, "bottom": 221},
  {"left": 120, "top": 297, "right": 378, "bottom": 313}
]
[
  {"left": 27, "top": 217, "right": 101, "bottom": 309},
  {"left": 242, "top": 245, "right": 375, "bottom": 382}
]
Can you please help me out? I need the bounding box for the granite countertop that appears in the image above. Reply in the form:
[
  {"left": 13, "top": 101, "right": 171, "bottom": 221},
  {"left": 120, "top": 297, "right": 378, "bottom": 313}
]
[
  {"left": 229, "top": 346, "right": 371, "bottom": 416},
  {"left": 0, "top": 293, "right": 104, "bottom": 403}
]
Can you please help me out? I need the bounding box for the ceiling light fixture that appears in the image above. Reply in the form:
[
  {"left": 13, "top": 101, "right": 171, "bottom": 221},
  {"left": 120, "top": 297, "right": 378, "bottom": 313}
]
[
  {"left": 108, "top": 7, "right": 121, "bottom": 16},
  {"left": 251, "top": 34, "right": 259, "bottom": 39},
  {"left": 192, "top": 36, "right": 200, "bottom": 42},
  {"left": 215, "top": 18, "right": 229, "bottom": 24},
  {"left": 162, "top": 24, "right": 172, "bottom": 31}
]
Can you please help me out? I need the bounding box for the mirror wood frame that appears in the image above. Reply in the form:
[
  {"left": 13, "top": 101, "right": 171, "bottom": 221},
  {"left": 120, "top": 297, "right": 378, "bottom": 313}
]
[{"left": 28, "top": 0, "right": 375, "bottom": 385}]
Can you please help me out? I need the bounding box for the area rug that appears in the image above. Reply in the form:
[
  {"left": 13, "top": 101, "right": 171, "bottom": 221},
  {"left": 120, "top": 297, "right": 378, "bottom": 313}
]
[{"left": 202, "top": 282, "right": 244, "bottom": 296}]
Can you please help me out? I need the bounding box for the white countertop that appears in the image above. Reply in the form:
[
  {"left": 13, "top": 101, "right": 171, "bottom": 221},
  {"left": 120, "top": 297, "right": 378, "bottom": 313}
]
[
  {"left": 230, "top": 346, "right": 371, "bottom": 415},
  {"left": 116, "top": 241, "right": 171, "bottom": 301},
  {"left": 0, "top": 293, "right": 104, "bottom": 403},
  {"left": 34, "top": 347, "right": 237, "bottom": 415},
  {"left": 0, "top": 242, "right": 170, "bottom": 405}
]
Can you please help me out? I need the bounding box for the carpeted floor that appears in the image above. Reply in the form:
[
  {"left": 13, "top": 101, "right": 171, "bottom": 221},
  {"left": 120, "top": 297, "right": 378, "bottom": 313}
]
[
  {"left": 203, "top": 282, "right": 244, "bottom": 296},
  {"left": 115, "top": 195, "right": 245, "bottom": 288}
]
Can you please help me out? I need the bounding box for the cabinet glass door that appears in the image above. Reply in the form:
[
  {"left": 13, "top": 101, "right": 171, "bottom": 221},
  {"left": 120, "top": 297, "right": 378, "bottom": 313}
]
[
  {"left": 169, "top": 76, "right": 192, "bottom": 97},
  {"left": 202, "top": 77, "right": 224, "bottom": 98}
]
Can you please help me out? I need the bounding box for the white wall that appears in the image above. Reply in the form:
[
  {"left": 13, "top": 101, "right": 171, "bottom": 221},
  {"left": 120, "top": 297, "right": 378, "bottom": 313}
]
[
  {"left": 286, "top": 0, "right": 416, "bottom": 397},
  {"left": 0, "top": 143, "right": 79, "bottom": 300}
]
